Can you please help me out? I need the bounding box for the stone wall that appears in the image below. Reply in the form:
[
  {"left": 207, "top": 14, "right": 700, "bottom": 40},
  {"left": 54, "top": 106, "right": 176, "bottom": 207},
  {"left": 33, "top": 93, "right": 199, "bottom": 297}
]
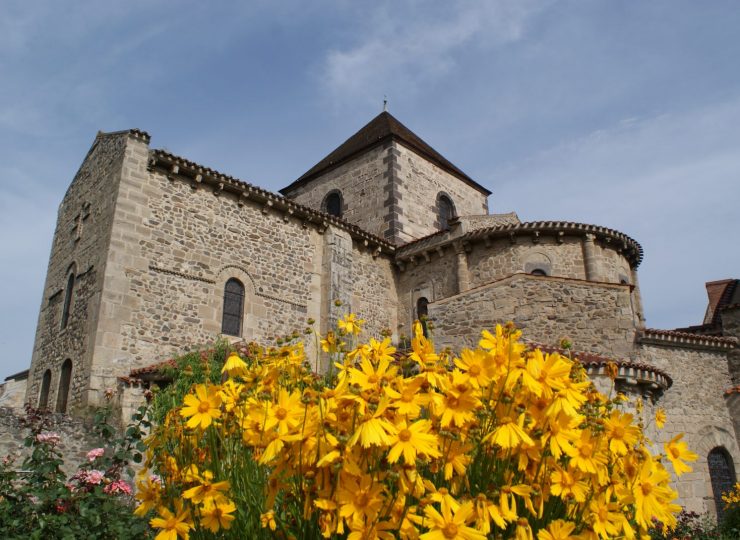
[
  {"left": 722, "top": 306, "right": 740, "bottom": 385},
  {"left": 81, "top": 136, "right": 398, "bottom": 394},
  {"left": 0, "top": 407, "right": 103, "bottom": 476},
  {"left": 394, "top": 142, "right": 488, "bottom": 243},
  {"left": 0, "top": 378, "right": 27, "bottom": 409},
  {"left": 467, "top": 235, "right": 588, "bottom": 285},
  {"left": 396, "top": 246, "right": 459, "bottom": 333},
  {"left": 283, "top": 144, "right": 390, "bottom": 238},
  {"left": 429, "top": 274, "right": 636, "bottom": 358},
  {"left": 637, "top": 342, "right": 740, "bottom": 515},
  {"left": 26, "top": 131, "right": 134, "bottom": 414}
]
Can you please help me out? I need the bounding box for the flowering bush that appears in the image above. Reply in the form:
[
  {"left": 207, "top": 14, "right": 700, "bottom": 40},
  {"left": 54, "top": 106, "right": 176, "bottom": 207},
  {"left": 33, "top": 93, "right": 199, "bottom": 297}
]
[
  {"left": 0, "top": 402, "right": 150, "bottom": 539},
  {"left": 139, "top": 316, "right": 697, "bottom": 539}
]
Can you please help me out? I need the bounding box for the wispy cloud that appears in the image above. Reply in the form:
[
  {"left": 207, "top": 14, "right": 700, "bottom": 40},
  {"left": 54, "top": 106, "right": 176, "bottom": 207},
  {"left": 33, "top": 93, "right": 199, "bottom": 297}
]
[
  {"left": 491, "top": 96, "right": 740, "bottom": 328},
  {"left": 322, "top": 1, "right": 551, "bottom": 106}
]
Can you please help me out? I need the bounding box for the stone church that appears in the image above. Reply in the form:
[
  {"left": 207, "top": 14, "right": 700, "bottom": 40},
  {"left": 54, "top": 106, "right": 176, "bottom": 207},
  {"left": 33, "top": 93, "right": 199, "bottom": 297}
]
[{"left": 21, "top": 111, "right": 740, "bottom": 516}]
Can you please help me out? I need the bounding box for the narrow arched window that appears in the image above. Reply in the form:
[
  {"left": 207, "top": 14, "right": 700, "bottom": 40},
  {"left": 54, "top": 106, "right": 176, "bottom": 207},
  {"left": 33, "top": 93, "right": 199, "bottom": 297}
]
[
  {"left": 324, "top": 191, "right": 343, "bottom": 218},
  {"left": 56, "top": 359, "right": 72, "bottom": 413},
  {"left": 437, "top": 194, "right": 456, "bottom": 230},
  {"left": 222, "top": 278, "right": 245, "bottom": 336},
  {"left": 38, "top": 370, "right": 52, "bottom": 410},
  {"left": 61, "top": 270, "right": 75, "bottom": 329},
  {"left": 416, "top": 297, "right": 429, "bottom": 338},
  {"left": 708, "top": 447, "right": 736, "bottom": 521},
  {"left": 530, "top": 268, "right": 547, "bottom": 276}
]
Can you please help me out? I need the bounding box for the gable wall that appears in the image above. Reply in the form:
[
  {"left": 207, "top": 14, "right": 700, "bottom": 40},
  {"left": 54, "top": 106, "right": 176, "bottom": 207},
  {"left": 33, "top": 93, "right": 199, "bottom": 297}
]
[
  {"left": 26, "top": 132, "right": 130, "bottom": 413},
  {"left": 282, "top": 143, "right": 391, "bottom": 238},
  {"left": 394, "top": 142, "right": 488, "bottom": 243}
]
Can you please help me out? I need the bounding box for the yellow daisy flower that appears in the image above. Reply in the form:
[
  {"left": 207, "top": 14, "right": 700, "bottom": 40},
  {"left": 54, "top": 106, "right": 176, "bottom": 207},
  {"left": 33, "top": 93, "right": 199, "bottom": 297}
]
[{"left": 180, "top": 384, "right": 222, "bottom": 430}]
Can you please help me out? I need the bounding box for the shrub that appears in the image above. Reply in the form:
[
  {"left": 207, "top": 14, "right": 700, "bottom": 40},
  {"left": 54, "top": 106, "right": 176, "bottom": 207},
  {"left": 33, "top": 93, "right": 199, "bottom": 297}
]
[
  {"left": 0, "top": 400, "right": 151, "bottom": 539},
  {"left": 139, "top": 316, "right": 696, "bottom": 539}
]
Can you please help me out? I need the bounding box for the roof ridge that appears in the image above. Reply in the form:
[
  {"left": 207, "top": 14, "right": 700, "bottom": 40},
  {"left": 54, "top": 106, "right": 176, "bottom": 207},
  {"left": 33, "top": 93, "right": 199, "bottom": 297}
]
[{"left": 280, "top": 111, "right": 490, "bottom": 196}]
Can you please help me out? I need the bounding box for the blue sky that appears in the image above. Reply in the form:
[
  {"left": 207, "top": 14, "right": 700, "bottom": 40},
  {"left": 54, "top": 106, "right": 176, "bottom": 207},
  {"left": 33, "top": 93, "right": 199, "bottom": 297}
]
[{"left": 2, "top": 0, "right": 739, "bottom": 380}]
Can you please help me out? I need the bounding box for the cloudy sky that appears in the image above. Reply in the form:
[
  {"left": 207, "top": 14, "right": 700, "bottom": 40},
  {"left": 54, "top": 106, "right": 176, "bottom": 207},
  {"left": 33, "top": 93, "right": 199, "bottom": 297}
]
[{"left": 2, "top": 0, "right": 739, "bottom": 380}]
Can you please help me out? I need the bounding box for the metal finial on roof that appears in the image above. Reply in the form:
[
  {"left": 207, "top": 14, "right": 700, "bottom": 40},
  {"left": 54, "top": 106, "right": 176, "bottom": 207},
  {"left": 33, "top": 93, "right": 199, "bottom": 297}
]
[{"left": 383, "top": 96, "right": 388, "bottom": 112}]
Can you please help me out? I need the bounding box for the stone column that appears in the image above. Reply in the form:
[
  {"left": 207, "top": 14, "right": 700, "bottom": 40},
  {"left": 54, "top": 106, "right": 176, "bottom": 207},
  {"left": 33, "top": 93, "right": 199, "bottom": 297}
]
[
  {"left": 582, "top": 234, "right": 600, "bottom": 282},
  {"left": 455, "top": 242, "right": 470, "bottom": 294},
  {"left": 630, "top": 268, "right": 646, "bottom": 328}
]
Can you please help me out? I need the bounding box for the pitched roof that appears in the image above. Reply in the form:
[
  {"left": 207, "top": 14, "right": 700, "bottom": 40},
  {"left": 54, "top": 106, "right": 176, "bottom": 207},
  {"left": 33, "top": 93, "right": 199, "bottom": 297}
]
[{"left": 280, "top": 111, "right": 491, "bottom": 196}]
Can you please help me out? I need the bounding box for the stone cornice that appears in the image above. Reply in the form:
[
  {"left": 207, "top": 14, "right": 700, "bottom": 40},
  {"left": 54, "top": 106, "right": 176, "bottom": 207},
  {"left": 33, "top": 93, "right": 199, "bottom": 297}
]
[
  {"left": 396, "top": 220, "right": 644, "bottom": 269},
  {"left": 148, "top": 149, "right": 395, "bottom": 256},
  {"left": 637, "top": 328, "right": 737, "bottom": 350}
]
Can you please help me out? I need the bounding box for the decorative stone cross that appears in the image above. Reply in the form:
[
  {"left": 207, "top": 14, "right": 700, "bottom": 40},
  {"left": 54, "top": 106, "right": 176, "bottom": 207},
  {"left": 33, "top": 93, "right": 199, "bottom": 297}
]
[{"left": 72, "top": 202, "right": 91, "bottom": 241}]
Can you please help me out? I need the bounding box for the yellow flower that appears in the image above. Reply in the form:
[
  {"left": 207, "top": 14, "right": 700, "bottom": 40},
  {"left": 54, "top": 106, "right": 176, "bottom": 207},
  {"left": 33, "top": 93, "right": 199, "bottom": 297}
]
[
  {"left": 349, "top": 356, "right": 396, "bottom": 392},
  {"left": 199, "top": 498, "right": 236, "bottom": 533},
  {"left": 385, "top": 376, "right": 428, "bottom": 418},
  {"left": 655, "top": 408, "right": 666, "bottom": 429},
  {"left": 321, "top": 330, "right": 339, "bottom": 353},
  {"left": 570, "top": 430, "right": 607, "bottom": 476},
  {"left": 260, "top": 510, "right": 277, "bottom": 531},
  {"left": 633, "top": 454, "right": 679, "bottom": 529},
  {"left": 603, "top": 410, "right": 640, "bottom": 455},
  {"left": 134, "top": 475, "right": 162, "bottom": 517},
  {"left": 387, "top": 419, "right": 441, "bottom": 465},
  {"left": 182, "top": 469, "right": 230, "bottom": 504},
  {"left": 150, "top": 501, "right": 192, "bottom": 540},
  {"left": 664, "top": 433, "right": 698, "bottom": 477},
  {"left": 454, "top": 349, "right": 491, "bottom": 388},
  {"left": 550, "top": 466, "right": 588, "bottom": 503},
  {"left": 587, "top": 497, "right": 620, "bottom": 539},
  {"left": 432, "top": 371, "right": 481, "bottom": 428},
  {"left": 337, "top": 473, "right": 385, "bottom": 525},
  {"left": 180, "top": 384, "right": 222, "bottom": 430},
  {"left": 419, "top": 500, "right": 485, "bottom": 540},
  {"left": 338, "top": 313, "right": 364, "bottom": 335},
  {"left": 265, "top": 388, "right": 305, "bottom": 435},
  {"left": 536, "top": 519, "right": 577, "bottom": 540},
  {"left": 485, "top": 413, "right": 534, "bottom": 449},
  {"left": 221, "top": 352, "right": 248, "bottom": 378}
]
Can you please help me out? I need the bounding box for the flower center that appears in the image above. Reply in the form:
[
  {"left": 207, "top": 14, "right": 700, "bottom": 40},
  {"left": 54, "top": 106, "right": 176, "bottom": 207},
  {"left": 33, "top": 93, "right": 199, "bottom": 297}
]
[
  {"left": 198, "top": 402, "right": 210, "bottom": 413},
  {"left": 275, "top": 407, "right": 288, "bottom": 420},
  {"left": 398, "top": 429, "right": 412, "bottom": 442},
  {"left": 355, "top": 492, "right": 370, "bottom": 508},
  {"left": 368, "top": 374, "right": 379, "bottom": 384},
  {"left": 579, "top": 443, "right": 593, "bottom": 457},
  {"left": 447, "top": 396, "right": 459, "bottom": 408},
  {"left": 613, "top": 426, "right": 625, "bottom": 438},
  {"left": 401, "top": 390, "right": 414, "bottom": 402},
  {"left": 641, "top": 482, "right": 653, "bottom": 496},
  {"left": 669, "top": 447, "right": 680, "bottom": 459},
  {"left": 468, "top": 364, "right": 481, "bottom": 375},
  {"left": 442, "top": 523, "right": 458, "bottom": 538}
]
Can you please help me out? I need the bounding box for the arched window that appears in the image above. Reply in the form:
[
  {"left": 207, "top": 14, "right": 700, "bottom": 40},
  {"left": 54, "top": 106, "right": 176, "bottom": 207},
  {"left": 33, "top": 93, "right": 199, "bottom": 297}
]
[
  {"left": 416, "top": 297, "right": 429, "bottom": 338},
  {"left": 323, "top": 191, "right": 343, "bottom": 218},
  {"left": 61, "top": 269, "right": 75, "bottom": 329},
  {"left": 56, "top": 359, "right": 72, "bottom": 413},
  {"left": 437, "top": 194, "right": 456, "bottom": 230},
  {"left": 530, "top": 268, "right": 547, "bottom": 276},
  {"left": 708, "top": 447, "right": 736, "bottom": 521},
  {"left": 38, "top": 370, "right": 52, "bottom": 410},
  {"left": 222, "top": 278, "right": 245, "bottom": 336}
]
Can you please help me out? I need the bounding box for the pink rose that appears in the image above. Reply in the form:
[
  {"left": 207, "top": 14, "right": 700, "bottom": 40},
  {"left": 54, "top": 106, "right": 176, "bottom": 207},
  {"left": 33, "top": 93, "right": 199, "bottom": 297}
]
[
  {"left": 86, "top": 448, "right": 105, "bottom": 462},
  {"left": 85, "top": 470, "right": 104, "bottom": 485},
  {"left": 103, "top": 479, "right": 132, "bottom": 495},
  {"left": 36, "top": 432, "right": 61, "bottom": 446}
]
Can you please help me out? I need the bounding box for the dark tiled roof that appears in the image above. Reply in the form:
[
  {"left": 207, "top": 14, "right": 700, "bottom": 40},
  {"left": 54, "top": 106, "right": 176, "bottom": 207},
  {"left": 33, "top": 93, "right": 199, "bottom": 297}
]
[
  {"left": 149, "top": 149, "right": 395, "bottom": 253},
  {"left": 639, "top": 328, "right": 737, "bottom": 349},
  {"left": 396, "top": 220, "right": 644, "bottom": 268},
  {"left": 280, "top": 112, "right": 491, "bottom": 196}
]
